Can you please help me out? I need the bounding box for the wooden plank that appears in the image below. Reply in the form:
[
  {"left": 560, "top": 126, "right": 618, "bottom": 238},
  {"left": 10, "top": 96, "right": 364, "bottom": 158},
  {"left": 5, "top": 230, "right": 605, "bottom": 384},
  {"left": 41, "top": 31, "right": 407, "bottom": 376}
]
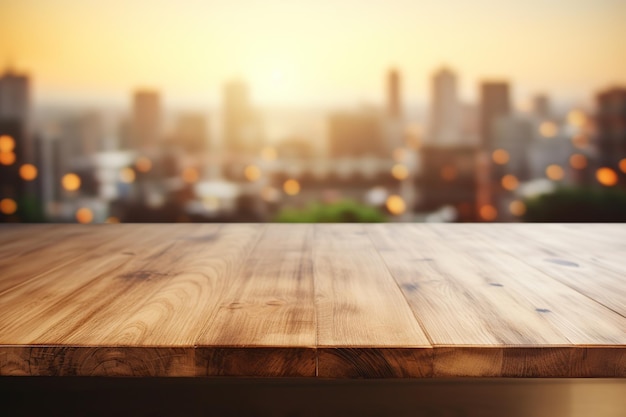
[
  {"left": 0, "top": 224, "right": 201, "bottom": 345},
  {"left": 60, "top": 224, "right": 264, "bottom": 347},
  {"left": 313, "top": 224, "right": 432, "bottom": 378},
  {"left": 0, "top": 224, "right": 271, "bottom": 376},
  {"left": 90, "top": 224, "right": 265, "bottom": 346},
  {"left": 433, "top": 346, "right": 626, "bottom": 377},
  {"left": 424, "top": 224, "right": 626, "bottom": 345},
  {"left": 368, "top": 224, "right": 571, "bottom": 346},
  {"left": 0, "top": 346, "right": 195, "bottom": 376},
  {"left": 369, "top": 224, "right": 626, "bottom": 376},
  {"left": 481, "top": 224, "right": 626, "bottom": 317},
  {"left": 0, "top": 225, "right": 139, "bottom": 296},
  {"left": 196, "top": 224, "right": 316, "bottom": 377},
  {"left": 0, "top": 224, "right": 624, "bottom": 378}
]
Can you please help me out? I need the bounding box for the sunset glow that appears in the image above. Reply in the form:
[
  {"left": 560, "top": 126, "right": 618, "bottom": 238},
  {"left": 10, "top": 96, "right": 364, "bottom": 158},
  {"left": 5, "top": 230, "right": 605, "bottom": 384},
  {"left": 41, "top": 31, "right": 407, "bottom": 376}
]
[{"left": 2, "top": 0, "right": 625, "bottom": 106}]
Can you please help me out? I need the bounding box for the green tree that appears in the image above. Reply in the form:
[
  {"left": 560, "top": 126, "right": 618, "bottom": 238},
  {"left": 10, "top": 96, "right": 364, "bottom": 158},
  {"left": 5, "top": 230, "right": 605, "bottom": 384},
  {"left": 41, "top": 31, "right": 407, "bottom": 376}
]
[
  {"left": 275, "top": 200, "right": 385, "bottom": 223},
  {"left": 523, "top": 187, "right": 626, "bottom": 222}
]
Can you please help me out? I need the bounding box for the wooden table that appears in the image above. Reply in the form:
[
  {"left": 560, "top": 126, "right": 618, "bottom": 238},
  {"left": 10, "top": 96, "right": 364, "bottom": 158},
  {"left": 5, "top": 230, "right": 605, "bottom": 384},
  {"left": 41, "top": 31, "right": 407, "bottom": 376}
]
[{"left": 1, "top": 223, "right": 624, "bottom": 378}]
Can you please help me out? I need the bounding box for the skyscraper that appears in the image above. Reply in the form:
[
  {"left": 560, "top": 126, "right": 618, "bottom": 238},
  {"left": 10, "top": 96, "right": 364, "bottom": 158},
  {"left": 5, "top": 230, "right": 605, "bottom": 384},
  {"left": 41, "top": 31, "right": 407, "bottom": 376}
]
[
  {"left": 0, "top": 67, "right": 31, "bottom": 159},
  {"left": 131, "top": 90, "right": 162, "bottom": 149},
  {"left": 430, "top": 67, "right": 460, "bottom": 145},
  {"left": 222, "top": 80, "right": 260, "bottom": 154},
  {"left": 387, "top": 68, "right": 402, "bottom": 120},
  {"left": 479, "top": 81, "right": 511, "bottom": 150},
  {"left": 595, "top": 87, "right": 626, "bottom": 179},
  {"left": 532, "top": 94, "right": 551, "bottom": 119},
  {"left": 0, "top": 67, "right": 33, "bottom": 221}
]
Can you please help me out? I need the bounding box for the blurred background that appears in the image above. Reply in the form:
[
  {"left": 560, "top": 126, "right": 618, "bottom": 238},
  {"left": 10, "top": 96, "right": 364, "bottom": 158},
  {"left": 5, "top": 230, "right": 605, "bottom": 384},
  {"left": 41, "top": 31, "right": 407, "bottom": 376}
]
[{"left": 1, "top": 0, "right": 626, "bottom": 223}]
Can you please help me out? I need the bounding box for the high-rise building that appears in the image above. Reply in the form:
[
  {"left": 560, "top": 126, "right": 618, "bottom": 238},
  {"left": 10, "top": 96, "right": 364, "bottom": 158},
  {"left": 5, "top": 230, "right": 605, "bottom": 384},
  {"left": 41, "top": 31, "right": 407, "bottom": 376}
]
[
  {"left": 0, "top": 67, "right": 31, "bottom": 159},
  {"left": 430, "top": 67, "right": 460, "bottom": 145},
  {"left": 222, "top": 80, "right": 261, "bottom": 154},
  {"left": 532, "top": 94, "right": 551, "bottom": 119},
  {"left": 0, "top": 67, "right": 35, "bottom": 221},
  {"left": 479, "top": 81, "right": 511, "bottom": 150},
  {"left": 131, "top": 90, "right": 161, "bottom": 149},
  {"left": 387, "top": 68, "right": 402, "bottom": 120},
  {"left": 493, "top": 115, "right": 534, "bottom": 181},
  {"left": 384, "top": 69, "right": 404, "bottom": 153},
  {"left": 595, "top": 87, "right": 626, "bottom": 184},
  {"left": 61, "top": 112, "right": 104, "bottom": 158},
  {"left": 460, "top": 103, "right": 479, "bottom": 145}
]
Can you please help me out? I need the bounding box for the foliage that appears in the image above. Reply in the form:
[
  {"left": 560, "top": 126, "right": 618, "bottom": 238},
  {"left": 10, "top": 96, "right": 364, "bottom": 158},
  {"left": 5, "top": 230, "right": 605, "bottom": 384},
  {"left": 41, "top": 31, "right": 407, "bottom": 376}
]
[
  {"left": 523, "top": 186, "right": 626, "bottom": 222},
  {"left": 18, "top": 195, "right": 46, "bottom": 222},
  {"left": 275, "top": 199, "right": 386, "bottom": 223}
]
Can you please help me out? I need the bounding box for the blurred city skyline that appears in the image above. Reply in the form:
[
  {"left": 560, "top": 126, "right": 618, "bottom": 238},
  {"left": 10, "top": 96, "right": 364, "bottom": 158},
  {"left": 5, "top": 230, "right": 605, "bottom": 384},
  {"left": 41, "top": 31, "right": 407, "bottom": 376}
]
[
  {"left": 1, "top": 0, "right": 626, "bottom": 225},
  {"left": 2, "top": 0, "right": 626, "bottom": 109}
]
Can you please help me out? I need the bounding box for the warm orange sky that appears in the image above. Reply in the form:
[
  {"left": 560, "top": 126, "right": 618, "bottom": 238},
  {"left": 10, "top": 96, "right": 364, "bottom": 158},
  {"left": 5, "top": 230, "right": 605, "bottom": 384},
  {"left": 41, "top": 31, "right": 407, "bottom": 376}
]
[{"left": 1, "top": 0, "right": 625, "bottom": 107}]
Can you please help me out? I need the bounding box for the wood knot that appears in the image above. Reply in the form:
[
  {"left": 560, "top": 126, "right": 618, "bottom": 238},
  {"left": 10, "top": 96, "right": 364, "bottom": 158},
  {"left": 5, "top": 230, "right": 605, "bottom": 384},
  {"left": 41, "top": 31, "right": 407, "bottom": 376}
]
[
  {"left": 544, "top": 258, "right": 579, "bottom": 267},
  {"left": 401, "top": 283, "right": 419, "bottom": 292}
]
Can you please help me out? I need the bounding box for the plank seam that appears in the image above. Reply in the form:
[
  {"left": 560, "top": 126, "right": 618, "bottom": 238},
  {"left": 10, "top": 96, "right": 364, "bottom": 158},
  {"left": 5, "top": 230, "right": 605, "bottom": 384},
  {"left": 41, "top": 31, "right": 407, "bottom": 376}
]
[{"left": 364, "top": 225, "right": 436, "bottom": 348}]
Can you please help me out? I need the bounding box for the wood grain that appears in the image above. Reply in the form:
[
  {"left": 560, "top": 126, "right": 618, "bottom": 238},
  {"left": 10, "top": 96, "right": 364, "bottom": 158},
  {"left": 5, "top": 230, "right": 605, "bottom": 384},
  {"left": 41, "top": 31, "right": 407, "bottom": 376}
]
[
  {"left": 479, "top": 224, "right": 626, "bottom": 317},
  {"left": 196, "top": 224, "right": 317, "bottom": 377},
  {"left": 0, "top": 346, "right": 195, "bottom": 376},
  {"left": 425, "top": 224, "right": 626, "bottom": 345},
  {"left": 0, "top": 224, "right": 624, "bottom": 377},
  {"left": 368, "top": 224, "right": 571, "bottom": 345},
  {"left": 0, "top": 224, "right": 203, "bottom": 344},
  {"left": 313, "top": 224, "right": 432, "bottom": 377}
]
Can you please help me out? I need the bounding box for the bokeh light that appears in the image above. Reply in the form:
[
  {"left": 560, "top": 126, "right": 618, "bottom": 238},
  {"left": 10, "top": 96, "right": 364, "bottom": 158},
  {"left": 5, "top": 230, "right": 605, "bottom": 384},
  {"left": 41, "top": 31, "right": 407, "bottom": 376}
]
[
  {"left": 539, "top": 122, "right": 558, "bottom": 138},
  {"left": 545, "top": 165, "right": 564, "bottom": 181},
  {"left": 385, "top": 195, "right": 406, "bottom": 215},
  {"left": 479, "top": 204, "right": 497, "bottom": 221},
  {"left": 182, "top": 167, "right": 199, "bottom": 183},
  {"left": 0, "top": 152, "right": 16, "bottom": 165},
  {"left": 596, "top": 167, "right": 618, "bottom": 186},
  {"left": 571, "top": 134, "right": 589, "bottom": 149},
  {"left": 283, "top": 179, "right": 301, "bottom": 196},
  {"left": 509, "top": 200, "right": 526, "bottom": 217},
  {"left": 492, "top": 149, "right": 509, "bottom": 165},
  {"left": 244, "top": 165, "right": 262, "bottom": 181},
  {"left": 619, "top": 158, "right": 626, "bottom": 174},
  {"left": 119, "top": 167, "right": 136, "bottom": 183},
  {"left": 567, "top": 110, "right": 586, "bottom": 127},
  {"left": 569, "top": 154, "right": 587, "bottom": 170},
  {"left": 135, "top": 156, "right": 152, "bottom": 173},
  {"left": 62, "top": 173, "right": 81, "bottom": 191},
  {"left": 0, "top": 198, "right": 17, "bottom": 215},
  {"left": 76, "top": 207, "right": 93, "bottom": 224},
  {"left": 19, "top": 164, "right": 38, "bottom": 181},
  {"left": 391, "top": 164, "right": 409, "bottom": 180},
  {"left": 501, "top": 174, "right": 519, "bottom": 191},
  {"left": 0, "top": 135, "right": 15, "bottom": 152}
]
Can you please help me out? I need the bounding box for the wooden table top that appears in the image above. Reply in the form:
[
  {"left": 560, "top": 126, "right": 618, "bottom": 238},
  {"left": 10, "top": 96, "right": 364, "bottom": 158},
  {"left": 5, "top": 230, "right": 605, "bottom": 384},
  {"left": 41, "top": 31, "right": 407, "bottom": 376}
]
[{"left": 0, "top": 223, "right": 624, "bottom": 378}]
